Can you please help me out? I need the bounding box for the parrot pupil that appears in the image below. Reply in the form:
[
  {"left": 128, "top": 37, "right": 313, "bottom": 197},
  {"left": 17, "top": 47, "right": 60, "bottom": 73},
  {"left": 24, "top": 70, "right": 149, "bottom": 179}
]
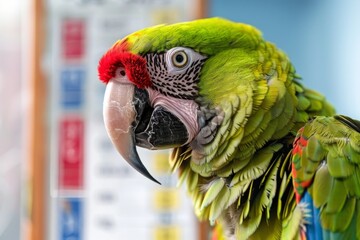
[
  {"left": 176, "top": 54, "right": 184, "bottom": 63},
  {"left": 120, "top": 70, "right": 126, "bottom": 76}
]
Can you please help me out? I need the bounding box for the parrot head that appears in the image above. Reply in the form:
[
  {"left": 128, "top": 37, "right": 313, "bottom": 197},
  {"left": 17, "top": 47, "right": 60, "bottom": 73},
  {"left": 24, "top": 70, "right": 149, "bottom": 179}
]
[{"left": 98, "top": 18, "right": 281, "bottom": 184}]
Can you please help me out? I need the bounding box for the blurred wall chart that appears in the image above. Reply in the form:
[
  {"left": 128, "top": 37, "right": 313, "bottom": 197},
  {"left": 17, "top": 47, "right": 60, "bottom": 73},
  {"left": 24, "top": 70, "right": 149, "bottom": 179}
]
[
  {"left": 0, "top": 0, "right": 27, "bottom": 239},
  {"left": 45, "top": 0, "right": 200, "bottom": 240}
]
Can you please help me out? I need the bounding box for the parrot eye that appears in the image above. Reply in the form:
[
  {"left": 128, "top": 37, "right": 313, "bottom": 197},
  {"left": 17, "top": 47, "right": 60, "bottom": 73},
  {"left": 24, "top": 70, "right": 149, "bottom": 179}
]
[
  {"left": 171, "top": 50, "right": 188, "bottom": 68},
  {"left": 164, "top": 47, "right": 206, "bottom": 74}
]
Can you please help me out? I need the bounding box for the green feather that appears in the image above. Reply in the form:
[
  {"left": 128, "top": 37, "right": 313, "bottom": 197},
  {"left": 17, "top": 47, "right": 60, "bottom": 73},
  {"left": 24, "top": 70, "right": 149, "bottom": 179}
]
[
  {"left": 209, "top": 186, "right": 230, "bottom": 223},
  {"left": 230, "top": 144, "right": 282, "bottom": 186},
  {"left": 277, "top": 172, "right": 288, "bottom": 217},
  {"left": 305, "top": 136, "right": 326, "bottom": 162},
  {"left": 225, "top": 183, "right": 244, "bottom": 209},
  {"left": 236, "top": 192, "right": 262, "bottom": 240},
  {"left": 200, "top": 178, "right": 225, "bottom": 210},
  {"left": 261, "top": 157, "right": 280, "bottom": 218},
  {"left": 343, "top": 171, "right": 360, "bottom": 196},
  {"left": 325, "top": 179, "right": 347, "bottom": 214},
  {"left": 297, "top": 95, "right": 311, "bottom": 111},
  {"left": 311, "top": 165, "right": 332, "bottom": 208},
  {"left": 281, "top": 205, "right": 302, "bottom": 240},
  {"left": 327, "top": 151, "right": 355, "bottom": 178},
  {"left": 321, "top": 197, "right": 355, "bottom": 232}
]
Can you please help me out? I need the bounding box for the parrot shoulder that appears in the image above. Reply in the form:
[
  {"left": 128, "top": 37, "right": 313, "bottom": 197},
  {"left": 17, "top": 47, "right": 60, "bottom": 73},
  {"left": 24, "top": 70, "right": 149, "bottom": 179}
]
[{"left": 292, "top": 115, "right": 360, "bottom": 239}]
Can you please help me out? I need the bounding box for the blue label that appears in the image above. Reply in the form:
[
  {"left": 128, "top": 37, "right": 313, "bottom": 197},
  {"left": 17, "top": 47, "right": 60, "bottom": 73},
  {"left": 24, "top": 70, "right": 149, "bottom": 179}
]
[
  {"left": 60, "top": 69, "right": 85, "bottom": 109},
  {"left": 59, "top": 198, "right": 83, "bottom": 240}
]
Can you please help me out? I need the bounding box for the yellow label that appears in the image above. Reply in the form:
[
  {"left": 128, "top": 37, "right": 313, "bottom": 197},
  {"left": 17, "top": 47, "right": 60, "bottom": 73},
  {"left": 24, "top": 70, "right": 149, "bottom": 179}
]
[
  {"left": 153, "top": 189, "right": 180, "bottom": 211},
  {"left": 153, "top": 226, "right": 180, "bottom": 240},
  {"left": 152, "top": 152, "right": 170, "bottom": 174}
]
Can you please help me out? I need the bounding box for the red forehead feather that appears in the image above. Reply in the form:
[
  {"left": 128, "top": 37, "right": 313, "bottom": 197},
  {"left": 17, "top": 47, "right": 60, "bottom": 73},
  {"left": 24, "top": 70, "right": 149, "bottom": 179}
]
[{"left": 97, "top": 40, "right": 151, "bottom": 88}]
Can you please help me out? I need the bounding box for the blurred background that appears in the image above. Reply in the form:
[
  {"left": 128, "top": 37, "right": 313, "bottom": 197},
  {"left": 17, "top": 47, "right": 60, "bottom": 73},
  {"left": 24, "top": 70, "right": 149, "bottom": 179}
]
[{"left": 0, "top": 0, "right": 359, "bottom": 239}]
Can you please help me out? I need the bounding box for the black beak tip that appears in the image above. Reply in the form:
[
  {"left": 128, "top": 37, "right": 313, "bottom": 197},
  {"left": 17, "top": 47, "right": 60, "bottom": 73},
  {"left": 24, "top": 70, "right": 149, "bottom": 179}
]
[
  {"left": 134, "top": 163, "right": 162, "bottom": 185},
  {"left": 129, "top": 144, "right": 161, "bottom": 185},
  {"left": 148, "top": 175, "right": 162, "bottom": 185}
]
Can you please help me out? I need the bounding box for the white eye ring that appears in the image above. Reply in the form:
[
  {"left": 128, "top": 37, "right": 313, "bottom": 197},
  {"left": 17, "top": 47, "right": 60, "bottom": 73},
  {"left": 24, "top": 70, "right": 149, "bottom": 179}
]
[
  {"left": 166, "top": 47, "right": 206, "bottom": 74},
  {"left": 171, "top": 50, "right": 189, "bottom": 68}
]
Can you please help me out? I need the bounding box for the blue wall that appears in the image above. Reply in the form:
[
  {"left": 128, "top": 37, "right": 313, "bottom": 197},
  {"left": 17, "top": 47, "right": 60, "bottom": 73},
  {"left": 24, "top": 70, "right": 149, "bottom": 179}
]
[{"left": 210, "top": 0, "right": 360, "bottom": 118}]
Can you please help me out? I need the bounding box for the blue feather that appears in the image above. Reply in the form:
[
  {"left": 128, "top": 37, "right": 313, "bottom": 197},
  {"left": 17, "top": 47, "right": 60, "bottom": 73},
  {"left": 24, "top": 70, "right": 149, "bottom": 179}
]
[
  {"left": 300, "top": 192, "right": 323, "bottom": 240},
  {"left": 300, "top": 192, "right": 358, "bottom": 240}
]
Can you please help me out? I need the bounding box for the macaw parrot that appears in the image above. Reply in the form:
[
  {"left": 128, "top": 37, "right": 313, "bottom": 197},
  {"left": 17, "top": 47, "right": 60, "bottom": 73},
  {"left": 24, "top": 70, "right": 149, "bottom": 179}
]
[{"left": 98, "top": 18, "right": 360, "bottom": 239}]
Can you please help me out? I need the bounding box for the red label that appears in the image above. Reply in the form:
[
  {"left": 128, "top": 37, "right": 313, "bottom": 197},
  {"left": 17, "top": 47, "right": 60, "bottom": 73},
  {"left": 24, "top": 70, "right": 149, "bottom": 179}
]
[
  {"left": 61, "top": 19, "right": 85, "bottom": 60},
  {"left": 59, "top": 118, "right": 84, "bottom": 189}
]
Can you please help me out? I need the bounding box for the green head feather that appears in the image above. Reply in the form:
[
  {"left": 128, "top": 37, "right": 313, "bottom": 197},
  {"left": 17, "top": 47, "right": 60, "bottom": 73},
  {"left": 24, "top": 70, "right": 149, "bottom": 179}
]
[{"left": 124, "top": 17, "right": 263, "bottom": 56}]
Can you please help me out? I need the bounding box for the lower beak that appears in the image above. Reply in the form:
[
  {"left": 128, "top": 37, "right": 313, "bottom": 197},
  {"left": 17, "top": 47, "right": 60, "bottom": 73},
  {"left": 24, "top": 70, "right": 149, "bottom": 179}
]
[{"left": 103, "top": 80, "right": 160, "bottom": 184}]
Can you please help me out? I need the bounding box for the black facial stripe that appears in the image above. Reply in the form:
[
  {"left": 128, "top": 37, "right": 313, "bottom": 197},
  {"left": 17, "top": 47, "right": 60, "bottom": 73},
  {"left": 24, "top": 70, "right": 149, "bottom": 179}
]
[{"left": 145, "top": 52, "right": 206, "bottom": 100}]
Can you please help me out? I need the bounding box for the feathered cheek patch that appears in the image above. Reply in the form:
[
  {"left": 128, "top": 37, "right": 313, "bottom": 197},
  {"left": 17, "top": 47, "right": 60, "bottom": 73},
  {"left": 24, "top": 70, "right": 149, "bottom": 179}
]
[{"left": 98, "top": 46, "right": 151, "bottom": 89}]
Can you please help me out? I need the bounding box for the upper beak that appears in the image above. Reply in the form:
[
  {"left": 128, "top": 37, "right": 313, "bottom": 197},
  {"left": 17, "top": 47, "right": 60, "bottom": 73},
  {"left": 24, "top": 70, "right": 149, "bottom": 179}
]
[
  {"left": 103, "top": 77, "right": 189, "bottom": 185},
  {"left": 103, "top": 79, "right": 161, "bottom": 184}
]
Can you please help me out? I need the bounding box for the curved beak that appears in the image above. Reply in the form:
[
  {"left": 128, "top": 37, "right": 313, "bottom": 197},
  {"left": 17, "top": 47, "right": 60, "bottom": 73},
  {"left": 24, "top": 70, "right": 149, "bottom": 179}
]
[{"left": 103, "top": 80, "right": 160, "bottom": 184}]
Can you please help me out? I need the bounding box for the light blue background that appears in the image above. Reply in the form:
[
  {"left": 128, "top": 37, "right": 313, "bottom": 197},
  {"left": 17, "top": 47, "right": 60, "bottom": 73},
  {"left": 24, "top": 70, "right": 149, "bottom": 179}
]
[{"left": 210, "top": 0, "right": 360, "bottom": 118}]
